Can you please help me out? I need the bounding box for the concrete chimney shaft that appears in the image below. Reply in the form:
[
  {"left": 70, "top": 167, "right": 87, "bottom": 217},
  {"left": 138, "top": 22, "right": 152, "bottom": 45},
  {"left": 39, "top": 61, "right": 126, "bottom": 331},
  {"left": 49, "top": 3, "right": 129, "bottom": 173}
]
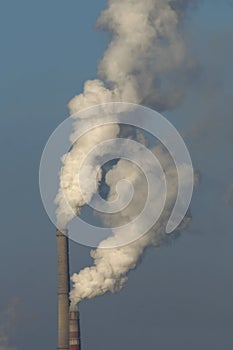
[{"left": 56, "top": 229, "right": 70, "bottom": 350}]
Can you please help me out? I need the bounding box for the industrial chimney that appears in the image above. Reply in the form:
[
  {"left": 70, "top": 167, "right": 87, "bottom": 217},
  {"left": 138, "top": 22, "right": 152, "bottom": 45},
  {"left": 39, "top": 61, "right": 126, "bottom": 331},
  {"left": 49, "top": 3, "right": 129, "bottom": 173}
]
[
  {"left": 69, "top": 306, "right": 81, "bottom": 350},
  {"left": 56, "top": 228, "right": 70, "bottom": 350}
]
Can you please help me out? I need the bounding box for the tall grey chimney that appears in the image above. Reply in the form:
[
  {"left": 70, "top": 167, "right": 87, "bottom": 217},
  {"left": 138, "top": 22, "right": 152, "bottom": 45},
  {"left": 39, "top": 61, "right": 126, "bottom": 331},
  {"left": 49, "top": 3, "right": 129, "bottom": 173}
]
[{"left": 56, "top": 228, "right": 70, "bottom": 350}]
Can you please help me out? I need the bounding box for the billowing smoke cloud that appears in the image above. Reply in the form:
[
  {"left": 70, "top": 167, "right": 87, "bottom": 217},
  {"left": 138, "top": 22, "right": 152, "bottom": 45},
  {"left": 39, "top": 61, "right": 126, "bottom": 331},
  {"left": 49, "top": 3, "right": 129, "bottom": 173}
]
[
  {"left": 55, "top": 0, "right": 195, "bottom": 306},
  {"left": 70, "top": 145, "right": 192, "bottom": 303},
  {"left": 67, "top": 0, "right": 195, "bottom": 114}
]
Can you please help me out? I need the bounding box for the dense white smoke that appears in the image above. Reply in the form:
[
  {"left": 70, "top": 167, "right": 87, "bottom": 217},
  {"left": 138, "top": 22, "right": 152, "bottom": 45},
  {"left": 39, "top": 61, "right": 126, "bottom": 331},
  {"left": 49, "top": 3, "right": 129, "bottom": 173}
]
[
  {"left": 67, "top": 0, "right": 194, "bottom": 115},
  {"left": 55, "top": 0, "right": 195, "bottom": 306},
  {"left": 70, "top": 146, "right": 192, "bottom": 304}
]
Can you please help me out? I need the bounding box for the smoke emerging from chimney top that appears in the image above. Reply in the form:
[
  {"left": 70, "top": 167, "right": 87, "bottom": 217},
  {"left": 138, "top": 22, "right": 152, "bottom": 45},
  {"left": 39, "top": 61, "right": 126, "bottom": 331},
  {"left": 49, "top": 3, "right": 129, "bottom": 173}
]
[{"left": 53, "top": 0, "right": 196, "bottom": 306}]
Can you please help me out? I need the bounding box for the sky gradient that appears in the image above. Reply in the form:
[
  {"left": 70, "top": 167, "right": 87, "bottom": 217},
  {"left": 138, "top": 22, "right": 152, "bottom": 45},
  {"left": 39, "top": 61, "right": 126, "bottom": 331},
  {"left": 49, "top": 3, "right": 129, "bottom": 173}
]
[{"left": 1, "top": 1, "right": 233, "bottom": 349}]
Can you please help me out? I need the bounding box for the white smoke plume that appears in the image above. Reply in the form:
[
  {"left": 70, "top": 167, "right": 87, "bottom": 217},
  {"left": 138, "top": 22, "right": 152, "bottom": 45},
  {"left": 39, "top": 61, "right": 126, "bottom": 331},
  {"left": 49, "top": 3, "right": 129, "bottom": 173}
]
[
  {"left": 70, "top": 146, "right": 192, "bottom": 303},
  {"left": 67, "top": 0, "right": 195, "bottom": 114},
  {"left": 55, "top": 0, "right": 195, "bottom": 306}
]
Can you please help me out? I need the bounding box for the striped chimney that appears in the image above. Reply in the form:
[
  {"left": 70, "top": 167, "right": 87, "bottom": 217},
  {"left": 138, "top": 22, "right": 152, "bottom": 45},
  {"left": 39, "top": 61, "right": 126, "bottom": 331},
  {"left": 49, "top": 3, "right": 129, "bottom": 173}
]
[{"left": 69, "top": 306, "right": 81, "bottom": 350}]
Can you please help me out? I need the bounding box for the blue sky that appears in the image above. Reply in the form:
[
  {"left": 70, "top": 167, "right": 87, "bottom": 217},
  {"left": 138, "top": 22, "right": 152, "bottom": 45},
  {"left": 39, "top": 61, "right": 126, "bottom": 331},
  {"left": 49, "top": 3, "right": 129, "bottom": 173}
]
[{"left": 0, "top": 1, "right": 233, "bottom": 349}]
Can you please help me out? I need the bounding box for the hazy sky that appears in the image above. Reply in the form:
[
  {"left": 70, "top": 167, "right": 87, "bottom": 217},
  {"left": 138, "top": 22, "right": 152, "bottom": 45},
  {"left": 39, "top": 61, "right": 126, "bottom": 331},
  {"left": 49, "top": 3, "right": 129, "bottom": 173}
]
[{"left": 1, "top": 1, "right": 233, "bottom": 349}]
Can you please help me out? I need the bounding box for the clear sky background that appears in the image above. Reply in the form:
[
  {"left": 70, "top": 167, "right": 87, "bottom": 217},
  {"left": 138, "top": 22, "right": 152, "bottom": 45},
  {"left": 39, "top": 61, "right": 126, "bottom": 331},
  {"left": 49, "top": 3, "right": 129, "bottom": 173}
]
[{"left": 0, "top": 1, "right": 233, "bottom": 349}]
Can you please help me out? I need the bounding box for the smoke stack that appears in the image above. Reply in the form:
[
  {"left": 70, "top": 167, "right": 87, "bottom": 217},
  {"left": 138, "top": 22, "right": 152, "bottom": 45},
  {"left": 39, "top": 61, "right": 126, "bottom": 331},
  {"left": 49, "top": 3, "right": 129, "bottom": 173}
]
[
  {"left": 56, "top": 228, "right": 70, "bottom": 350},
  {"left": 69, "top": 306, "right": 81, "bottom": 350}
]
